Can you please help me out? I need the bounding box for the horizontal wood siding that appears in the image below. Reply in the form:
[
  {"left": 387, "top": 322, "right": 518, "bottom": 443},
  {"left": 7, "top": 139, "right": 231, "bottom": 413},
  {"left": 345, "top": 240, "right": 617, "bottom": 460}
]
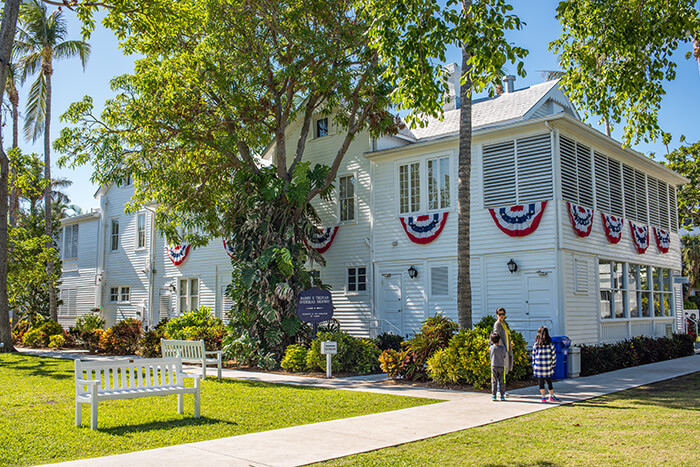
[{"left": 562, "top": 251, "right": 599, "bottom": 344}]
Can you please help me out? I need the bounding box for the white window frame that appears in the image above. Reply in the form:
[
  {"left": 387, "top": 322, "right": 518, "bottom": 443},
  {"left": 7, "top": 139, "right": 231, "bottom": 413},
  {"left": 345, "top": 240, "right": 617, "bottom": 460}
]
[
  {"left": 346, "top": 266, "right": 367, "bottom": 295},
  {"left": 177, "top": 277, "right": 200, "bottom": 313},
  {"left": 398, "top": 160, "right": 422, "bottom": 214},
  {"left": 136, "top": 213, "right": 146, "bottom": 250},
  {"left": 110, "top": 219, "right": 120, "bottom": 252},
  {"left": 315, "top": 117, "right": 329, "bottom": 138},
  {"left": 62, "top": 224, "right": 79, "bottom": 260},
  {"left": 109, "top": 286, "right": 130, "bottom": 303},
  {"left": 338, "top": 173, "right": 356, "bottom": 223},
  {"left": 427, "top": 156, "right": 451, "bottom": 211}
]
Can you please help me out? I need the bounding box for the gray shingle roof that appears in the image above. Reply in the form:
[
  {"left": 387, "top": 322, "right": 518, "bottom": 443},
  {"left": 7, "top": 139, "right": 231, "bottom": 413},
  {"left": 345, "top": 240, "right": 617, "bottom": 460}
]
[{"left": 406, "top": 80, "right": 560, "bottom": 141}]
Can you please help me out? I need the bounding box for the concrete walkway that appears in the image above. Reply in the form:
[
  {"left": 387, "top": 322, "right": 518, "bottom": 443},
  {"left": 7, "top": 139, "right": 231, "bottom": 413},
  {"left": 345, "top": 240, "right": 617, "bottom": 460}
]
[{"left": 28, "top": 349, "right": 699, "bottom": 467}]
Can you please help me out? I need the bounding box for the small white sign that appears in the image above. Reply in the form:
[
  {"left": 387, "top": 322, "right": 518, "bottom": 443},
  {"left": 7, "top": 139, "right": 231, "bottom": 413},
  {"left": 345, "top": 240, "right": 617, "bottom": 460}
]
[
  {"left": 321, "top": 341, "right": 337, "bottom": 355},
  {"left": 674, "top": 276, "right": 689, "bottom": 284}
]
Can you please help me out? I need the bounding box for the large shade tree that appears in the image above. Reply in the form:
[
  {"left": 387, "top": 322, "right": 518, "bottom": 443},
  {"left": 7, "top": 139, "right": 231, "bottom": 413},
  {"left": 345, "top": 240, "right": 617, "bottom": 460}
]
[
  {"left": 358, "top": 0, "right": 527, "bottom": 329},
  {"left": 550, "top": 0, "right": 700, "bottom": 145},
  {"left": 57, "top": 0, "right": 399, "bottom": 365},
  {"left": 15, "top": 0, "right": 90, "bottom": 322}
]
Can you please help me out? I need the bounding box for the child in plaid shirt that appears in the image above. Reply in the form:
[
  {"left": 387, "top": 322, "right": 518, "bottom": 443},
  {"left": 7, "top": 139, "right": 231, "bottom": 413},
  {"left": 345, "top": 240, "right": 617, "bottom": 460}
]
[{"left": 532, "top": 326, "right": 560, "bottom": 403}]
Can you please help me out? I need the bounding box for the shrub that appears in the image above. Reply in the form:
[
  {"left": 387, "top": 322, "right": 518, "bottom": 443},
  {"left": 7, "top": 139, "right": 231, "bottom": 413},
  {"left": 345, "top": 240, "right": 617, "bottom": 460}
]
[
  {"left": 374, "top": 332, "right": 404, "bottom": 351},
  {"left": 22, "top": 320, "right": 64, "bottom": 347},
  {"left": 22, "top": 328, "right": 44, "bottom": 347},
  {"left": 684, "top": 299, "right": 698, "bottom": 310},
  {"left": 580, "top": 334, "right": 695, "bottom": 376},
  {"left": 164, "top": 307, "right": 225, "bottom": 350},
  {"left": 138, "top": 318, "right": 169, "bottom": 357},
  {"left": 70, "top": 312, "right": 105, "bottom": 350},
  {"left": 306, "top": 331, "right": 381, "bottom": 375},
  {"left": 378, "top": 348, "right": 425, "bottom": 380},
  {"left": 280, "top": 344, "right": 308, "bottom": 372},
  {"left": 100, "top": 319, "right": 142, "bottom": 355},
  {"left": 48, "top": 334, "right": 66, "bottom": 349},
  {"left": 83, "top": 329, "right": 104, "bottom": 353},
  {"left": 474, "top": 315, "right": 497, "bottom": 332}
]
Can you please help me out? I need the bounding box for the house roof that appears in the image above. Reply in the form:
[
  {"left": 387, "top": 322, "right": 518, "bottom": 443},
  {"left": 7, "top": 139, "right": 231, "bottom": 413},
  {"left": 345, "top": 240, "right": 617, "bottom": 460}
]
[{"left": 404, "top": 80, "right": 568, "bottom": 141}]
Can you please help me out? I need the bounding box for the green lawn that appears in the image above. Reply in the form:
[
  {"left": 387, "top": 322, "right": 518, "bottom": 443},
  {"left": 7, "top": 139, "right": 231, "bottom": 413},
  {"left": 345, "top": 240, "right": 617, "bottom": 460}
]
[
  {"left": 319, "top": 372, "right": 700, "bottom": 466},
  {"left": 0, "top": 353, "right": 436, "bottom": 466}
]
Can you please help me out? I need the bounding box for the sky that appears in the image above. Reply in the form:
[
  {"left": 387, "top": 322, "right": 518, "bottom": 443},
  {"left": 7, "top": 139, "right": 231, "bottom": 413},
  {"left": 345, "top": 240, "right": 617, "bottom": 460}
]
[{"left": 6, "top": 0, "right": 700, "bottom": 213}]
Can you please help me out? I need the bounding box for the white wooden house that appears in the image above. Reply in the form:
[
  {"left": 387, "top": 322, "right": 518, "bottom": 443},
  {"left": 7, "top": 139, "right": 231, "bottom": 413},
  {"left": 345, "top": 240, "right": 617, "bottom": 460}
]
[{"left": 59, "top": 65, "right": 687, "bottom": 345}]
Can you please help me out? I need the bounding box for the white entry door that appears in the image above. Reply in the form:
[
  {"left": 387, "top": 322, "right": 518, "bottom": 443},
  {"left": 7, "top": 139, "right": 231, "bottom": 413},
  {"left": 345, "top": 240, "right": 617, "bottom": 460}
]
[
  {"left": 381, "top": 273, "right": 403, "bottom": 335},
  {"left": 524, "top": 271, "right": 554, "bottom": 342}
]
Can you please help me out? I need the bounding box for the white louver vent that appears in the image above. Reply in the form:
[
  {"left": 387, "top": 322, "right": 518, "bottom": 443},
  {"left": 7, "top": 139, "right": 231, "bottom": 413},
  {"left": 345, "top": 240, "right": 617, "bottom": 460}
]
[
  {"left": 576, "top": 143, "right": 593, "bottom": 207},
  {"left": 669, "top": 186, "right": 678, "bottom": 232},
  {"left": 594, "top": 152, "right": 610, "bottom": 212},
  {"left": 608, "top": 159, "right": 624, "bottom": 217},
  {"left": 59, "top": 289, "right": 77, "bottom": 317},
  {"left": 517, "top": 134, "right": 553, "bottom": 203},
  {"left": 560, "top": 136, "right": 578, "bottom": 203},
  {"left": 657, "top": 179, "right": 670, "bottom": 230},
  {"left": 634, "top": 169, "right": 648, "bottom": 223},
  {"left": 623, "top": 164, "right": 637, "bottom": 221},
  {"left": 483, "top": 140, "right": 516, "bottom": 207},
  {"left": 647, "top": 176, "right": 660, "bottom": 227},
  {"left": 431, "top": 266, "right": 449, "bottom": 297}
]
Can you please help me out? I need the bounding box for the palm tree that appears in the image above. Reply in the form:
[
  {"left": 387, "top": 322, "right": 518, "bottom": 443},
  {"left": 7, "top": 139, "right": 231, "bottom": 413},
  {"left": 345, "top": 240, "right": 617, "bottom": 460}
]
[
  {"left": 15, "top": 1, "right": 90, "bottom": 321},
  {"left": 5, "top": 58, "right": 20, "bottom": 227}
]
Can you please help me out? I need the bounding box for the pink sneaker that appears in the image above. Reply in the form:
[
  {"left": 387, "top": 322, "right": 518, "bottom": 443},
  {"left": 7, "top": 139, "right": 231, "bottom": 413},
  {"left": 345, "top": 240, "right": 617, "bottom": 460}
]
[
  {"left": 549, "top": 395, "right": 560, "bottom": 402},
  {"left": 541, "top": 397, "right": 547, "bottom": 403}
]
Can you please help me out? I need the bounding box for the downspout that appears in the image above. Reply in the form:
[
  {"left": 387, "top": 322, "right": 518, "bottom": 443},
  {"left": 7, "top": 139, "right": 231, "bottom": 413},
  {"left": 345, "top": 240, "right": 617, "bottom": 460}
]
[
  {"left": 368, "top": 155, "right": 376, "bottom": 337},
  {"left": 546, "top": 120, "right": 564, "bottom": 336},
  {"left": 95, "top": 195, "right": 107, "bottom": 310}
]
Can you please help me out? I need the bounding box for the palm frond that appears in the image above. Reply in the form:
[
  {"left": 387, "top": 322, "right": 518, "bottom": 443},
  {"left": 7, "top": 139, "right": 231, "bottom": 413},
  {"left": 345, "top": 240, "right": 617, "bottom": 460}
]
[
  {"left": 17, "top": 51, "right": 42, "bottom": 83},
  {"left": 24, "top": 74, "right": 47, "bottom": 142},
  {"left": 53, "top": 40, "right": 91, "bottom": 68}
]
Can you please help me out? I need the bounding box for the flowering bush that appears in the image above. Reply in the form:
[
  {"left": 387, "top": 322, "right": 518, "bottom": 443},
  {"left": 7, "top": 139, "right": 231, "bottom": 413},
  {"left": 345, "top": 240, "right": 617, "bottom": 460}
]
[
  {"left": 100, "top": 319, "right": 142, "bottom": 355},
  {"left": 138, "top": 318, "right": 168, "bottom": 357},
  {"left": 164, "top": 307, "right": 225, "bottom": 350},
  {"left": 48, "top": 334, "right": 66, "bottom": 349}
]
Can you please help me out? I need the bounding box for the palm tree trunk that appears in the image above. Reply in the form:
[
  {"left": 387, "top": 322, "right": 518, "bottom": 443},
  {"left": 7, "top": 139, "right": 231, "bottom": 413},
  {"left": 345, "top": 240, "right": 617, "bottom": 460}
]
[
  {"left": 0, "top": 0, "right": 22, "bottom": 353},
  {"left": 44, "top": 69, "right": 58, "bottom": 322},
  {"left": 8, "top": 90, "right": 18, "bottom": 227},
  {"left": 457, "top": 0, "right": 472, "bottom": 330}
]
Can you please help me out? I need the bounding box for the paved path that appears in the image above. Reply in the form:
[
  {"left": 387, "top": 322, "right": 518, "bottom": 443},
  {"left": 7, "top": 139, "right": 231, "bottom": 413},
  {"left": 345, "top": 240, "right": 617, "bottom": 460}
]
[{"left": 27, "top": 349, "right": 699, "bottom": 467}]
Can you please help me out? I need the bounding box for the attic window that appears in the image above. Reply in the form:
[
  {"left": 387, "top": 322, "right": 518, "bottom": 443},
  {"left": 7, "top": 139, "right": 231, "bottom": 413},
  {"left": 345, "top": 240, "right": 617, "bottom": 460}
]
[{"left": 316, "top": 118, "right": 329, "bottom": 138}]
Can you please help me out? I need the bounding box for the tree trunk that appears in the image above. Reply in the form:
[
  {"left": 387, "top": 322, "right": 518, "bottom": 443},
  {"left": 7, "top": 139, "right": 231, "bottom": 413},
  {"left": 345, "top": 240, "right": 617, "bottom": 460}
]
[
  {"left": 8, "top": 89, "right": 18, "bottom": 227},
  {"left": 457, "top": 0, "right": 473, "bottom": 330},
  {"left": 44, "top": 68, "right": 58, "bottom": 322},
  {"left": 0, "top": 0, "right": 22, "bottom": 353}
]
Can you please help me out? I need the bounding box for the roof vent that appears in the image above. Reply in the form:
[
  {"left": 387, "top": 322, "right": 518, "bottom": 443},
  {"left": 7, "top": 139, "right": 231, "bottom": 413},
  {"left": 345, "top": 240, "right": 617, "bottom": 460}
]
[{"left": 503, "top": 75, "right": 516, "bottom": 93}]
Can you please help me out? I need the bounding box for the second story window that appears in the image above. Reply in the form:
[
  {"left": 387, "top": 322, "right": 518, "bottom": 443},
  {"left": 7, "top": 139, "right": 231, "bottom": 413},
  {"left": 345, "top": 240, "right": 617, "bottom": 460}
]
[
  {"left": 399, "top": 162, "right": 420, "bottom": 214},
  {"left": 178, "top": 277, "right": 199, "bottom": 313},
  {"left": 110, "top": 220, "right": 120, "bottom": 251},
  {"left": 316, "top": 117, "right": 329, "bottom": 138},
  {"left": 63, "top": 224, "right": 79, "bottom": 259},
  {"left": 428, "top": 156, "right": 450, "bottom": 210},
  {"left": 136, "top": 213, "right": 146, "bottom": 249},
  {"left": 339, "top": 175, "right": 355, "bottom": 222}
]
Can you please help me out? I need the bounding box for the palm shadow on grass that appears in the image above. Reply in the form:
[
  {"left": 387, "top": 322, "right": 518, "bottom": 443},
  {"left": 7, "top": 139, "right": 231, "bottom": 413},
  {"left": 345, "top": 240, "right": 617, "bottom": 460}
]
[
  {"left": 98, "top": 416, "right": 238, "bottom": 436},
  {"left": 6, "top": 355, "right": 73, "bottom": 380}
]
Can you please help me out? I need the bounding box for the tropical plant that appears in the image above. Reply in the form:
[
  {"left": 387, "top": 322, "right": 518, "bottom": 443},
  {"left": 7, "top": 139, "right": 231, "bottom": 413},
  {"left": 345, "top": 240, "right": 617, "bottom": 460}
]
[
  {"left": 99, "top": 318, "right": 141, "bottom": 355},
  {"left": 164, "top": 307, "right": 225, "bottom": 350},
  {"left": 15, "top": 0, "right": 90, "bottom": 322},
  {"left": 305, "top": 331, "right": 381, "bottom": 375},
  {"left": 280, "top": 344, "right": 308, "bottom": 373},
  {"left": 681, "top": 235, "right": 700, "bottom": 300}
]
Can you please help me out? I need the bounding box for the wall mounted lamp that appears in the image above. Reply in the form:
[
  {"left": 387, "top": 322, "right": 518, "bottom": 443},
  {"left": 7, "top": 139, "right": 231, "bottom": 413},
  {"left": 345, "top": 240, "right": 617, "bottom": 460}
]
[
  {"left": 408, "top": 265, "right": 418, "bottom": 279},
  {"left": 507, "top": 259, "right": 518, "bottom": 274}
]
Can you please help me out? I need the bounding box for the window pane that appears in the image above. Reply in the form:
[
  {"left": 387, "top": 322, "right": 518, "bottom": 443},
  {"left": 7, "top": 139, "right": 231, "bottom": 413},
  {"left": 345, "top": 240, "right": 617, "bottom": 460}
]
[
  {"left": 652, "top": 267, "right": 661, "bottom": 291},
  {"left": 120, "top": 287, "right": 129, "bottom": 302},
  {"left": 180, "top": 297, "right": 188, "bottom": 312},
  {"left": 600, "top": 290, "right": 612, "bottom": 319},
  {"left": 629, "top": 291, "right": 640, "bottom": 318},
  {"left": 641, "top": 292, "right": 651, "bottom": 317},
  {"left": 663, "top": 293, "right": 672, "bottom": 316},
  {"left": 399, "top": 165, "right": 408, "bottom": 213},
  {"left": 653, "top": 292, "right": 662, "bottom": 317},
  {"left": 190, "top": 278, "right": 198, "bottom": 296},
  {"left": 614, "top": 291, "right": 625, "bottom": 318},
  {"left": 316, "top": 118, "right": 328, "bottom": 137},
  {"left": 410, "top": 162, "right": 420, "bottom": 212},
  {"left": 179, "top": 279, "right": 187, "bottom": 296},
  {"left": 613, "top": 262, "right": 623, "bottom": 289},
  {"left": 640, "top": 267, "right": 649, "bottom": 290},
  {"left": 190, "top": 296, "right": 198, "bottom": 311},
  {"left": 627, "top": 264, "right": 639, "bottom": 290},
  {"left": 662, "top": 269, "right": 671, "bottom": 291},
  {"left": 440, "top": 157, "right": 450, "bottom": 208},
  {"left": 428, "top": 159, "right": 438, "bottom": 210},
  {"left": 599, "top": 261, "right": 612, "bottom": 289}
]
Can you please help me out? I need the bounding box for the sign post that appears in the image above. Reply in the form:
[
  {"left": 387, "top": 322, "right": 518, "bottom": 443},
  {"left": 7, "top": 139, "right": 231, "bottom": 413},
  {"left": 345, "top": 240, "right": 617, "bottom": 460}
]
[
  {"left": 320, "top": 341, "right": 338, "bottom": 378},
  {"left": 296, "top": 287, "right": 334, "bottom": 338}
]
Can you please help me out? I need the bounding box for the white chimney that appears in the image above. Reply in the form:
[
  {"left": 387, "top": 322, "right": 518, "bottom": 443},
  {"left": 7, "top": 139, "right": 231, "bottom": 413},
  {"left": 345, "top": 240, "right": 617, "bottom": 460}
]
[
  {"left": 443, "top": 63, "right": 461, "bottom": 110},
  {"left": 503, "top": 75, "right": 516, "bottom": 93}
]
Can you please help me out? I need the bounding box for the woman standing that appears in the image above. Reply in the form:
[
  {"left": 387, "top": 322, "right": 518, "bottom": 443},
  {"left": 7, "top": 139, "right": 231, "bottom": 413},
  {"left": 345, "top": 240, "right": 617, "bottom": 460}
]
[
  {"left": 492, "top": 307, "right": 513, "bottom": 377},
  {"left": 532, "top": 326, "right": 561, "bottom": 403}
]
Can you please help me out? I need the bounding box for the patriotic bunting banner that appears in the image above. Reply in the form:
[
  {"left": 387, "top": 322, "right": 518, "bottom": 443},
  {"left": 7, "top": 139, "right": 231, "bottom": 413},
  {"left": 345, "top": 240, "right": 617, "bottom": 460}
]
[
  {"left": 223, "top": 239, "right": 236, "bottom": 258},
  {"left": 654, "top": 227, "right": 671, "bottom": 253},
  {"left": 567, "top": 202, "right": 594, "bottom": 237},
  {"left": 488, "top": 201, "right": 547, "bottom": 237},
  {"left": 166, "top": 244, "right": 191, "bottom": 266},
  {"left": 629, "top": 222, "right": 649, "bottom": 254},
  {"left": 306, "top": 226, "right": 339, "bottom": 253},
  {"left": 399, "top": 211, "right": 449, "bottom": 244},
  {"left": 601, "top": 213, "right": 624, "bottom": 244}
]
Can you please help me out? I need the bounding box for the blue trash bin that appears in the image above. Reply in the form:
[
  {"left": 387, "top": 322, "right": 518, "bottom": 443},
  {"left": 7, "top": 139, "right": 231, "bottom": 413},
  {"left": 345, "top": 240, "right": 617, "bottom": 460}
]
[{"left": 551, "top": 336, "right": 571, "bottom": 380}]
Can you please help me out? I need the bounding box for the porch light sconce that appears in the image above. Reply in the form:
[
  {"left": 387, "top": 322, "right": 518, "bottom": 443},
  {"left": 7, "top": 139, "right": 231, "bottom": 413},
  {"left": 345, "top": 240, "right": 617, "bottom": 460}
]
[
  {"left": 408, "top": 265, "right": 418, "bottom": 279},
  {"left": 168, "top": 281, "right": 176, "bottom": 293},
  {"left": 507, "top": 259, "right": 518, "bottom": 274}
]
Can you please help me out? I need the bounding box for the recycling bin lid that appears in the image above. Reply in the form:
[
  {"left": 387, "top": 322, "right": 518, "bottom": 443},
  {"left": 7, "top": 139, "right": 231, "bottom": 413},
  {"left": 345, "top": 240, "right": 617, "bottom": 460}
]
[{"left": 551, "top": 336, "right": 571, "bottom": 347}]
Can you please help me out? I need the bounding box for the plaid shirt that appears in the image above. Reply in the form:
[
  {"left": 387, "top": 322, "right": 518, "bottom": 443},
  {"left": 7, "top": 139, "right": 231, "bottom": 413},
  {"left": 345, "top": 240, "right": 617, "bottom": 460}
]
[{"left": 532, "top": 343, "right": 556, "bottom": 378}]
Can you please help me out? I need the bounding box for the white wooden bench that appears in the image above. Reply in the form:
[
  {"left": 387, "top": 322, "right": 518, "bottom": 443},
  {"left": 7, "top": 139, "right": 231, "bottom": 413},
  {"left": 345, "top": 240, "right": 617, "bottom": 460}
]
[
  {"left": 74, "top": 357, "right": 201, "bottom": 430},
  {"left": 161, "top": 338, "right": 223, "bottom": 380}
]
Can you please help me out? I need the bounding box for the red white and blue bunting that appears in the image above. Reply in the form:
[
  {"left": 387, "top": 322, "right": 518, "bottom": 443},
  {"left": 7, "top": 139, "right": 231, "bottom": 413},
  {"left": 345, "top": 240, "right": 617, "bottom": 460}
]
[
  {"left": 654, "top": 227, "right": 671, "bottom": 253},
  {"left": 166, "top": 244, "right": 191, "bottom": 266},
  {"left": 306, "top": 226, "right": 339, "bottom": 253},
  {"left": 601, "top": 213, "right": 624, "bottom": 244},
  {"left": 629, "top": 222, "right": 649, "bottom": 254},
  {"left": 567, "top": 202, "right": 594, "bottom": 237},
  {"left": 488, "top": 201, "right": 547, "bottom": 237},
  {"left": 223, "top": 239, "right": 236, "bottom": 258},
  {"left": 399, "top": 211, "right": 449, "bottom": 244}
]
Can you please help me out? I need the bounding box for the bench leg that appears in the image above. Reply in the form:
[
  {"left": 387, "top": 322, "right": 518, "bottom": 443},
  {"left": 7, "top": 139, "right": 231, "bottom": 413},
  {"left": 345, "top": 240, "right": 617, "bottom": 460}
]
[
  {"left": 75, "top": 401, "right": 82, "bottom": 427},
  {"left": 90, "top": 401, "right": 98, "bottom": 430},
  {"left": 177, "top": 394, "right": 184, "bottom": 415},
  {"left": 201, "top": 365, "right": 206, "bottom": 380},
  {"left": 217, "top": 359, "right": 222, "bottom": 381}
]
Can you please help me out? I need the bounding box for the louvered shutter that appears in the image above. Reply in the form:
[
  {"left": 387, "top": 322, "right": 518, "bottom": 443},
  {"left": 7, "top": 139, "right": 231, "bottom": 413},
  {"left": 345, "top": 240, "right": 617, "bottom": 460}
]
[
  {"left": 431, "top": 266, "right": 449, "bottom": 297},
  {"left": 669, "top": 186, "right": 678, "bottom": 232},
  {"left": 594, "top": 152, "right": 610, "bottom": 212},
  {"left": 560, "top": 136, "right": 578, "bottom": 203},
  {"left": 482, "top": 141, "right": 516, "bottom": 207},
  {"left": 608, "top": 159, "right": 624, "bottom": 217},
  {"left": 623, "top": 164, "right": 637, "bottom": 221},
  {"left": 576, "top": 142, "right": 593, "bottom": 207},
  {"left": 516, "top": 134, "right": 552, "bottom": 203},
  {"left": 634, "top": 169, "right": 648, "bottom": 223},
  {"left": 647, "top": 176, "right": 660, "bottom": 227},
  {"left": 657, "top": 180, "right": 669, "bottom": 230}
]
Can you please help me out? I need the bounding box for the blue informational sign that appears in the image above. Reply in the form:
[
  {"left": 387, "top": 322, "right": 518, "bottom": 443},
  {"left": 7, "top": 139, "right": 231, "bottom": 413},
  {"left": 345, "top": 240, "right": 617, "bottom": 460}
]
[{"left": 297, "top": 287, "right": 333, "bottom": 323}]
